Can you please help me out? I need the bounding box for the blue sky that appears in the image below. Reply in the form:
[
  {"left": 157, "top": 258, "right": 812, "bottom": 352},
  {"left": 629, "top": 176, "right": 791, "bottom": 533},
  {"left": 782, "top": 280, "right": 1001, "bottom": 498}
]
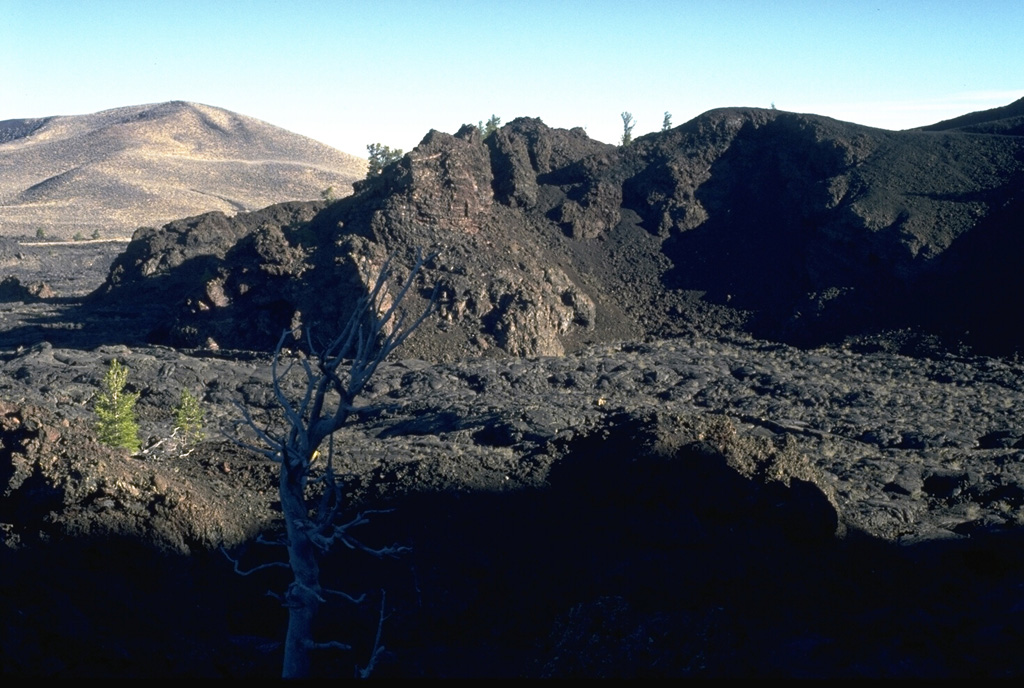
[{"left": 3, "top": 0, "right": 1023, "bottom": 157}]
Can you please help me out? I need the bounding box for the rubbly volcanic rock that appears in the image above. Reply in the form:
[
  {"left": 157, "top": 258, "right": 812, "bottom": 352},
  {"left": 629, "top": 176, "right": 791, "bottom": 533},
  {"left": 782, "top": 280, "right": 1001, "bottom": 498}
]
[
  {"left": 0, "top": 276, "right": 55, "bottom": 302},
  {"left": 6, "top": 100, "right": 1024, "bottom": 678},
  {"left": 0, "top": 394, "right": 274, "bottom": 554},
  {"left": 94, "top": 200, "right": 332, "bottom": 349},
  {"left": 5, "top": 333, "right": 1024, "bottom": 677},
  {"left": 621, "top": 107, "right": 1024, "bottom": 352},
  {"left": 90, "top": 119, "right": 613, "bottom": 358},
  {"left": 88, "top": 105, "right": 1024, "bottom": 360}
]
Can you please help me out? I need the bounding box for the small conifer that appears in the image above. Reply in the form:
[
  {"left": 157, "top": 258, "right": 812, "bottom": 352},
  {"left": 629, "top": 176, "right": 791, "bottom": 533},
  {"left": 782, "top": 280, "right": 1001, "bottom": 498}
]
[
  {"left": 95, "top": 359, "right": 141, "bottom": 452},
  {"left": 173, "top": 388, "right": 205, "bottom": 448},
  {"left": 621, "top": 112, "right": 635, "bottom": 146},
  {"left": 482, "top": 114, "right": 501, "bottom": 138},
  {"left": 366, "top": 143, "right": 404, "bottom": 177}
]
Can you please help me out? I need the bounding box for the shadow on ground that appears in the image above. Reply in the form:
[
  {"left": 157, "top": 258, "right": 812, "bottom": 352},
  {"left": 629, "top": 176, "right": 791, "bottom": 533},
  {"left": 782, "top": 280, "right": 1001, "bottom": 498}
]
[{"left": 4, "top": 423, "right": 1024, "bottom": 678}]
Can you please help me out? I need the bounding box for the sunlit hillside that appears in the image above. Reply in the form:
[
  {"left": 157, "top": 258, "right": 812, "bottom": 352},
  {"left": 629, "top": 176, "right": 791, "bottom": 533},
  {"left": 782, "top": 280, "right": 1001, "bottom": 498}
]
[{"left": 0, "top": 101, "right": 367, "bottom": 239}]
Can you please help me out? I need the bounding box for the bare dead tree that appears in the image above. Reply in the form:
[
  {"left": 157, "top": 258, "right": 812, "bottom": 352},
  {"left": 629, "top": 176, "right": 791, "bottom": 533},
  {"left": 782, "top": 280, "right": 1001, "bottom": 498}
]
[{"left": 232, "top": 250, "right": 436, "bottom": 678}]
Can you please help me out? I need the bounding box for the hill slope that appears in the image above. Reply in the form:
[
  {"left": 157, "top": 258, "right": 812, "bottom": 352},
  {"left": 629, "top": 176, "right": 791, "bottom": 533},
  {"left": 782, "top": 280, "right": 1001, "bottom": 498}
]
[
  {"left": 917, "top": 95, "right": 1024, "bottom": 135},
  {"left": 0, "top": 101, "right": 366, "bottom": 238}
]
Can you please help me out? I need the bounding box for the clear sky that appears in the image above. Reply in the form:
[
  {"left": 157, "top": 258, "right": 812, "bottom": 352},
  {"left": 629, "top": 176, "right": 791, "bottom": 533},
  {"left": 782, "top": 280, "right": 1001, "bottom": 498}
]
[{"left": 3, "top": 0, "right": 1023, "bottom": 157}]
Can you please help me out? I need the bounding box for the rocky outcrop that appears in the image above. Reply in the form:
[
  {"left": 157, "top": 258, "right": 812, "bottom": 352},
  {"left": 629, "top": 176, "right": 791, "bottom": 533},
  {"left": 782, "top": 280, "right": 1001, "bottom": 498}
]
[
  {"left": 89, "top": 105, "right": 1024, "bottom": 359},
  {"left": 619, "top": 108, "right": 1024, "bottom": 353},
  {"left": 0, "top": 276, "right": 54, "bottom": 302},
  {"left": 91, "top": 120, "right": 612, "bottom": 357},
  {"left": 95, "top": 201, "right": 332, "bottom": 349}
]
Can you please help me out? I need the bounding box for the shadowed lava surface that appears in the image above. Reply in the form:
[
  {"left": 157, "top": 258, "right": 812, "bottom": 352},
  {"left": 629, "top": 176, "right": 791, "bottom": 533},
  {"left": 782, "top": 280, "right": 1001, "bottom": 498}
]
[{"left": 3, "top": 334, "right": 1024, "bottom": 676}]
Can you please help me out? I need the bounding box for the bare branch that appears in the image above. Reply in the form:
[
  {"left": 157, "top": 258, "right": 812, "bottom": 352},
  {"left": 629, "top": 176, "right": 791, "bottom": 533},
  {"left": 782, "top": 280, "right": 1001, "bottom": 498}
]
[
  {"left": 256, "top": 533, "right": 287, "bottom": 547},
  {"left": 356, "top": 591, "right": 390, "bottom": 679},
  {"left": 322, "top": 588, "right": 367, "bottom": 605},
  {"left": 340, "top": 539, "right": 411, "bottom": 559},
  {"left": 229, "top": 402, "right": 283, "bottom": 461},
  {"left": 311, "top": 640, "right": 353, "bottom": 652},
  {"left": 270, "top": 330, "right": 306, "bottom": 433},
  {"left": 221, "top": 546, "right": 289, "bottom": 576}
]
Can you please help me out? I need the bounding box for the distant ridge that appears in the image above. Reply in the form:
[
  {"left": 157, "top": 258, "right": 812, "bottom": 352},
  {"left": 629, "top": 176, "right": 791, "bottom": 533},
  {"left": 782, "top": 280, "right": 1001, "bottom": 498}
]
[
  {"left": 916, "top": 95, "right": 1024, "bottom": 135},
  {"left": 0, "top": 101, "right": 367, "bottom": 238}
]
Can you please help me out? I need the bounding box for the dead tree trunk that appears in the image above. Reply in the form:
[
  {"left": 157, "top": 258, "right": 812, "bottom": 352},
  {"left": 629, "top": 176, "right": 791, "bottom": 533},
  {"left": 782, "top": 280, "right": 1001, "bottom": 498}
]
[
  {"left": 234, "top": 251, "right": 435, "bottom": 678},
  {"left": 280, "top": 450, "right": 321, "bottom": 678}
]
